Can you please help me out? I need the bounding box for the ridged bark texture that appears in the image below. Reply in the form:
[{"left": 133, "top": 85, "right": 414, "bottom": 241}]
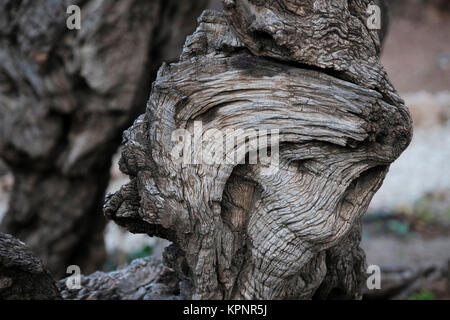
[{"left": 105, "top": 0, "right": 412, "bottom": 300}]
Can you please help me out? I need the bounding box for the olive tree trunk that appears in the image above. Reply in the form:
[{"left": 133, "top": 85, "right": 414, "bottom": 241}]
[
  {"left": 0, "top": 0, "right": 207, "bottom": 278},
  {"left": 104, "top": 0, "right": 412, "bottom": 300},
  {"left": 0, "top": 232, "right": 61, "bottom": 300}
]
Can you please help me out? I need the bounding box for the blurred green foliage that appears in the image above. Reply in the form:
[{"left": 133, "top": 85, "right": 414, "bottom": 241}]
[
  {"left": 387, "top": 220, "right": 409, "bottom": 235},
  {"left": 128, "top": 245, "right": 153, "bottom": 262},
  {"left": 408, "top": 290, "right": 436, "bottom": 300},
  {"left": 103, "top": 245, "right": 154, "bottom": 272}
]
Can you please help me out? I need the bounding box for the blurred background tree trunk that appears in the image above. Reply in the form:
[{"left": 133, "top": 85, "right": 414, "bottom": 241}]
[{"left": 0, "top": 0, "right": 207, "bottom": 278}]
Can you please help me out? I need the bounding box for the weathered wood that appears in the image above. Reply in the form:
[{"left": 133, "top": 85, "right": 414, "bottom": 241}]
[
  {"left": 0, "top": 232, "right": 61, "bottom": 300},
  {"left": 58, "top": 257, "right": 182, "bottom": 300},
  {"left": 0, "top": 232, "right": 177, "bottom": 300},
  {"left": 105, "top": 0, "right": 412, "bottom": 300},
  {"left": 0, "top": 0, "right": 207, "bottom": 278}
]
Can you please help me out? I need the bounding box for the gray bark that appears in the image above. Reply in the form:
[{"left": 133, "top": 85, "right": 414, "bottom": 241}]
[
  {"left": 104, "top": 1, "right": 412, "bottom": 299},
  {"left": 0, "top": 232, "right": 61, "bottom": 300},
  {"left": 0, "top": 0, "right": 207, "bottom": 278}
]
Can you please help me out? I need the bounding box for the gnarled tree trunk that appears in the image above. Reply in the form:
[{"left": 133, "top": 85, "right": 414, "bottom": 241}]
[
  {"left": 0, "top": 0, "right": 207, "bottom": 278},
  {"left": 105, "top": 0, "right": 412, "bottom": 300}
]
